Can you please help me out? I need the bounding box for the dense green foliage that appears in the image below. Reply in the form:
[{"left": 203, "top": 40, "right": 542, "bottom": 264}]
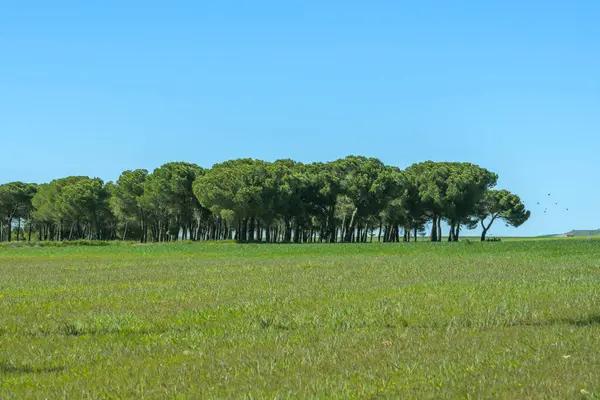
[
  {"left": 0, "top": 156, "right": 530, "bottom": 243},
  {"left": 1, "top": 240, "right": 599, "bottom": 397}
]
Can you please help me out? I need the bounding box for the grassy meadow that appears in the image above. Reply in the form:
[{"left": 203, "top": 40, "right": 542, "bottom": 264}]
[{"left": 1, "top": 240, "right": 600, "bottom": 398}]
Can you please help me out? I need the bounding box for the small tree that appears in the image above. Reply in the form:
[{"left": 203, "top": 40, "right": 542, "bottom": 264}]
[{"left": 477, "top": 189, "right": 530, "bottom": 241}]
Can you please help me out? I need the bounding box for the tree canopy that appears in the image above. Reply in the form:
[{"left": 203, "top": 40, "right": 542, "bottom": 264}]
[{"left": 0, "top": 156, "right": 530, "bottom": 243}]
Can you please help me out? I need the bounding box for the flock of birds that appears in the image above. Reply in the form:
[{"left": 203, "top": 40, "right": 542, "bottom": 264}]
[{"left": 537, "top": 193, "right": 569, "bottom": 214}]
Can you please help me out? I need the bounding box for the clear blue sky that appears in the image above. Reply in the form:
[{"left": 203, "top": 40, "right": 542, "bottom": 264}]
[{"left": 2, "top": 1, "right": 599, "bottom": 236}]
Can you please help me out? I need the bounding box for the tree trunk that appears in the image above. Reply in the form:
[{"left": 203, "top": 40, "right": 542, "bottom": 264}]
[
  {"left": 448, "top": 221, "right": 455, "bottom": 242},
  {"left": 430, "top": 215, "right": 437, "bottom": 242},
  {"left": 437, "top": 217, "right": 442, "bottom": 242},
  {"left": 256, "top": 220, "right": 262, "bottom": 242},
  {"left": 293, "top": 222, "right": 302, "bottom": 243},
  {"left": 344, "top": 208, "right": 358, "bottom": 242},
  {"left": 481, "top": 228, "right": 488, "bottom": 241},
  {"left": 69, "top": 221, "right": 75, "bottom": 241},
  {"left": 283, "top": 218, "right": 292, "bottom": 242},
  {"left": 454, "top": 224, "right": 460, "bottom": 242},
  {"left": 325, "top": 207, "right": 335, "bottom": 243},
  {"left": 248, "top": 217, "right": 255, "bottom": 242},
  {"left": 241, "top": 218, "right": 248, "bottom": 241},
  {"left": 480, "top": 216, "right": 496, "bottom": 242}
]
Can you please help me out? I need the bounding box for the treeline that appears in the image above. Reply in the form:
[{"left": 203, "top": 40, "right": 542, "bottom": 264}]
[{"left": 0, "top": 156, "right": 530, "bottom": 244}]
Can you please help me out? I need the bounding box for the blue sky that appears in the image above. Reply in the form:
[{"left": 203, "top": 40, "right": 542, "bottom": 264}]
[{"left": 1, "top": 1, "right": 598, "bottom": 236}]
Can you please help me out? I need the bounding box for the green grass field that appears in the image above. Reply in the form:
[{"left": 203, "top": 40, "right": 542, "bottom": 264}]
[{"left": 1, "top": 240, "right": 600, "bottom": 398}]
